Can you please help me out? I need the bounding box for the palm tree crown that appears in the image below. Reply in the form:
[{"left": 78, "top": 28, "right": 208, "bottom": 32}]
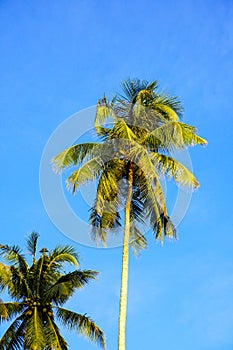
[
  {"left": 53, "top": 78, "right": 207, "bottom": 247},
  {"left": 0, "top": 232, "right": 106, "bottom": 350}
]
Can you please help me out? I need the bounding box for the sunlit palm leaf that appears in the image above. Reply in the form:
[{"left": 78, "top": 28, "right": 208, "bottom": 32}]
[
  {"left": 52, "top": 142, "right": 100, "bottom": 173},
  {"left": 151, "top": 153, "right": 199, "bottom": 188}
]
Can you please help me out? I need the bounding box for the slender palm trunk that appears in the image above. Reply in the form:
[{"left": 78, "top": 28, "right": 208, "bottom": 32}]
[{"left": 118, "top": 165, "right": 133, "bottom": 350}]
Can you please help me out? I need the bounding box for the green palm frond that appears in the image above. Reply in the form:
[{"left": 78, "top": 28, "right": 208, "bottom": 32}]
[
  {"left": 151, "top": 153, "right": 199, "bottom": 188},
  {"left": 0, "top": 314, "right": 25, "bottom": 350},
  {"left": 129, "top": 225, "right": 147, "bottom": 255},
  {"left": 146, "top": 121, "right": 207, "bottom": 150},
  {"left": 26, "top": 231, "right": 39, "bottom": 261},
  {"left": 52, "top": 142, "right": 100, "bottom": 173},
  {"left": 95, "top": 100, "right": 115, "bottom": 129},
  {"left": 67, "top": 157, "right": 104, "bottom": 193},
  {"left": 45, "top": 270, "right": 98, "bottom": 305},
  {"left": 120, "top": 78, "right": 158, "bottom": 103},
  {"left": 0, "top": 301, "right": 24, "bottom": 323},
  {"left": 128, "top": 141, "right": 166, "bottom": 208},
  {"left": 44, "top": 316, "right": 68, "bottom": 350},
  {"left": 56, "top": 307, "right": 106, "bottom": 349},
  {"left": 88, "top": 158, "right": 125, "bottom": 244},
  {"left": 108, "top": 120, "right": 138, "bottom": 141},
  {"left": 0, "top": 263, "right": 11, "bottom": 292},
  {"left": 95, "top": 126, "right": 111, "bottom": 139},
  {"left": 0, "top": 244, "right": 28, "bottom": 273},
  {"left": 0, "top": 234, "right": 104, "bottom": 349},
  {"left": 24, "top": 307, "right": 46, "bottom": 349},
  {"left": 151, "top": 93, "right": 183, "bottom": 118},
  {"left": 47, "top": 245, "right": 79, "bottom": 270}
]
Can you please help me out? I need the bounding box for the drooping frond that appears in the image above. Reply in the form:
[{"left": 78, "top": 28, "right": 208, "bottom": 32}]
[
  {"left": 151, "top": 153, "right": 199, "bottom": 188},
  {"left": 47, "top": 245, "right": 80, "bottom": 270},
  {"left": 0, "top": 246, "right": 30, "bottom": 298},
  {"left": 129, "top": 224, "right": 147, "bottom": 255},
  {"left": 56, "top": 307, "right": 106, "bottom": 349},
  {"left": 67, "top": 157, "right": 104, "bottom": 193},
  {"left": 145, "top": 121, "right": 207, "bottom": 151},
  {"left": 52, "top": 142, "right": 100, "bottom": 173},
  {"left": 0, "top": 301, "right": 24, "bottom": 323},
  {"left": 151, "top": 93, "right": 183, "bottom": 119},
  {"left": 45, "top": 270, "right": 98, "bottom": 305},
  {"left": 128, "top": 140, "right": 166, "bottom": 209},
  {"left": 89, "top": 158, "right": 124, "bottom": 244}
]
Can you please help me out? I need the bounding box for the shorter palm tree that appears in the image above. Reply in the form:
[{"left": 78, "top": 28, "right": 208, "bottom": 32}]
[{"left": 0, "top": 232, "right": 106, "bottom": 350}]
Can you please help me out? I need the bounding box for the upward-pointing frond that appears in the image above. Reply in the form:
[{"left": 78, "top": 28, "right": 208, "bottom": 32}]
[
  {"left": 95, "top": 99, "right": 117, "bottom": 130},
  {"left": 121, "top": 78, "right": 158, "bottom": 102},
  {"left": 26, "top": 231, "right": 39, "bottom": 259}
]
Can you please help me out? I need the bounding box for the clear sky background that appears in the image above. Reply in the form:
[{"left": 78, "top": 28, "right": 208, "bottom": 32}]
[{"left": 1, "top": 0, "right": 233, "bottom": 349}]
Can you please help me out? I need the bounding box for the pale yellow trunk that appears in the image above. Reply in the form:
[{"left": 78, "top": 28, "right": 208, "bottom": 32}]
[{"left": 118, "top": 166, "right": 133, "bottom": 350}]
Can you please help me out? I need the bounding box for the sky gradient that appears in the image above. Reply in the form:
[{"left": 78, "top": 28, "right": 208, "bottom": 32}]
[{"left": 1, "top": 1, "right": 233, "bottom": 349}]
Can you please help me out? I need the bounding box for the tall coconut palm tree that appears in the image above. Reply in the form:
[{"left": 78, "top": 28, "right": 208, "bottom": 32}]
[
  {"left": 52, "top": 78, "right": 207, "bottom": 350},
  {"left": 0, "top": 232, "right": 106, "bottom": 349}
]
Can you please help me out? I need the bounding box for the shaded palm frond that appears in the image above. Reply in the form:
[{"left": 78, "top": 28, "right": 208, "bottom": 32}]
[
  {"left": 120, "top": 78, "right": 158, "bottom": 103},
  {"left": 127, "top": 140, "right": 166, "bottom": 209},
  {"left": 24, "top": 307, "right": 46, "bottom": 349},
  {"left": 0, "top": 301, "right": 24, "bottom": 323},
  {"left": 0, "top": 314, "right": 25, "bottom": 350},
  {"left": 56, "top": 307, "right": 106, "bottom": 349},
  {"left": 45, "top": 270, "right": 98, "bottom": 305},
  {"left": 129, "top": 225, "right": 147, "bottom": 255},
  {"left": 7, "top": 265, "right": 31, "bottom": 300},
  {"left": 0, "top": 244, "right": 28, "bottom": 275},
  {"left": 44, "top": 315, "right": 69, "bottom": 350},
  {"left": 26, "top": 231, "right": 39, "bottom": 260}
]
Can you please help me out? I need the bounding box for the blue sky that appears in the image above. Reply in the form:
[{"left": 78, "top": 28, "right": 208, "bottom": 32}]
[{"left": 1, "top": 0, "right": 233, "bottom": 349}]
